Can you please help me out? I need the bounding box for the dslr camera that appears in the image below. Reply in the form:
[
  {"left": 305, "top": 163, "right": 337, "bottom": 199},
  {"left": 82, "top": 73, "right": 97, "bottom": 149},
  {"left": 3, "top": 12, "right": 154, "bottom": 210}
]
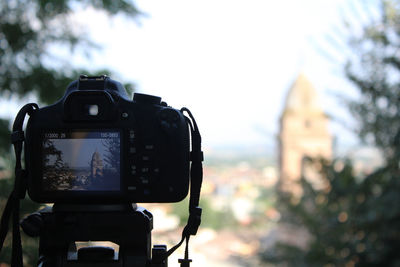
[
  {"left": 0, "top": 75, "right": 203, "bottom": 267},
  {"left": 25, "top": 75, "right": 190, "bottom": 204}
]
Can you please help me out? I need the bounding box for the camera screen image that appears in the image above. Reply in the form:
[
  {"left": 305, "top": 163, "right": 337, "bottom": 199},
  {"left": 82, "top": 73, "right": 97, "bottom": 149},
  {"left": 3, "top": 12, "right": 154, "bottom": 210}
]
[{"left": 42, "top": 131, "right": 121, "bottom": 191}]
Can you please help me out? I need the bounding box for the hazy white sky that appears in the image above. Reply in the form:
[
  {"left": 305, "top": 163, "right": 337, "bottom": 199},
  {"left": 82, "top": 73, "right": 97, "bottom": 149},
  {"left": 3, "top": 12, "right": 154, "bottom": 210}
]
[{"left": 2, "top": 0, "right": 378, "bottom": 151}]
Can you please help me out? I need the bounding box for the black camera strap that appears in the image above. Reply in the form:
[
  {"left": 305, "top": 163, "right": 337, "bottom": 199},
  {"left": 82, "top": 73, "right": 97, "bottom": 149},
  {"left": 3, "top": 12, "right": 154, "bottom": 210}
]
[
  {"left": 158, "top": 107, "right": 204, "bottom": 267},
  {"left": 0, "top": 103, "right": 38, "bottom": 267}
]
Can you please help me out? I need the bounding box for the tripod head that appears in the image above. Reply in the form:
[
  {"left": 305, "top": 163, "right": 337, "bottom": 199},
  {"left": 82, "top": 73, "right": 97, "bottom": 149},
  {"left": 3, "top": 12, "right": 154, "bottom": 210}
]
[{"left": 21, "top": 204, "right": 168, "bottom": 267}]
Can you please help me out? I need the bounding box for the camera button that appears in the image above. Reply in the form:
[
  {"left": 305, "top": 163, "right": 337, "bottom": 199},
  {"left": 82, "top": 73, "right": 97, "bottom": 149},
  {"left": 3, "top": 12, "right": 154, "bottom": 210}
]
[
  {"left": 141, "top": 167, "right": 150, "bottom": 173},
  {"left": 139, "top": 176, "right": 150, "bottom": 185},
  {"left": 142, "top": 155, "right": 151, "bottom": 161},
  {"left": 153, "top": 167, "right": 160, "bottom": 177},
  {"left": 128, "top": 130, "right": 136, "bottom": 144},
  {"left": 130, "top": 165, "right": 137, "bottom": 175},
  {"left": 144, "top": 144, "right": 155, "bottom": 150}
]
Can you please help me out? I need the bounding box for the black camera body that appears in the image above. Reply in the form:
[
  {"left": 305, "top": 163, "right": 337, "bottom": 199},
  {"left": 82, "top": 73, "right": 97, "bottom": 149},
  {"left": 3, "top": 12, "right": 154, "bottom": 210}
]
[{"left": 25, "top": 75, "right": 190, "bottom": 204}]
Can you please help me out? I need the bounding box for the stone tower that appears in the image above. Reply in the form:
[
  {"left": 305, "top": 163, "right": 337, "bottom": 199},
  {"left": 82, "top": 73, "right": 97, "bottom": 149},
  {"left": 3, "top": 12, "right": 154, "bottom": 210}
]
[
  {"left": 90, "top": 150, "right": 104, "bottom": 178},
  {"left": 278, "top": 74, "right": 332, "bottom": 196}
]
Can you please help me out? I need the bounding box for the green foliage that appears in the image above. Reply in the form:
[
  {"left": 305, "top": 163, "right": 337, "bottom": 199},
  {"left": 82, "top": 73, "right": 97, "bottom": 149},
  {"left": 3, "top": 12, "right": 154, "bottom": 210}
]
[
  {"left": 0, "top": 0, "right": 138, "bottom": 104},
  {"left": 0, "top": 119, "right": 10, "bottom": 159},
  {"left": 251, "top": 187, "right": 277, "bottom": 226},
  {"left": 171, "top": 197, "right": 238, "bottom": 230},
  {"left": 346, "top": 0, "right": 400, "bottom": 159},
  {"left": 262, "top": 158, "right": 400, "bottom": 266},
  {"left": 0, "top": 179, "right": 42, "bottom": 266},
  {"left": 199, "top": 198, "right": 237, "bottom": 230}
]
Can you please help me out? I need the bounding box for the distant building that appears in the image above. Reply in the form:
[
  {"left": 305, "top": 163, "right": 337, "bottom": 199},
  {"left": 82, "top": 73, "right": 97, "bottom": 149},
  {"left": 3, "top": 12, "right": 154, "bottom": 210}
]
[
  {"left": 90, "top": 150, "right": 104, "bottom": 178},
  {"left": 278, "top": 74, "right": 332, "bottom": 196}
]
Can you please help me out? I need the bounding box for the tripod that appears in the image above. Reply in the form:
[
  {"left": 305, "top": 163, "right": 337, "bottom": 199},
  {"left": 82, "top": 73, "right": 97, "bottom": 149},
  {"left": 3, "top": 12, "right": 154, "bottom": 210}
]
[{"left": 21, "top": 204, "right": 168, "bottom": 267}]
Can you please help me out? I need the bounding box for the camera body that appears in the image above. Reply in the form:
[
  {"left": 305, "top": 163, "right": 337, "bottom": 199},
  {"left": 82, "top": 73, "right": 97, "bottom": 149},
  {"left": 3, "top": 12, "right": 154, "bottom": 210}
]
[{"left": 25, "top": 76, "right": 190, "bottom": 204}]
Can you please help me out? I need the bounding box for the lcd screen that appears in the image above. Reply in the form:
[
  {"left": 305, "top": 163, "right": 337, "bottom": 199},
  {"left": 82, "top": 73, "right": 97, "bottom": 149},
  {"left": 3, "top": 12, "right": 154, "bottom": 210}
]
[{"left": 42, "top": 131, "right": 121, "bottom": 191}]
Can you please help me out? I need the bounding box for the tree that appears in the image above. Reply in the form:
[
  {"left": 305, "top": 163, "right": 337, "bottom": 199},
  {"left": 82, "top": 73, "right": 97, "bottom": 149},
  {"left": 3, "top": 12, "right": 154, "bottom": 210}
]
[
  {"left": 346, "top": 0, "right": 400, "bottom": 160},
  {"left": 0, "top": 1, "right": 140, "bottom": 266},
  {"left": 102, "top": 137, "right": 121, "bottom": 172},
  {"left": 262, "top": 158, "right": 400, "bottom": 266},
  {"left": 0, "top": 0, "right": 138, "bottom": 105},
  {"left": 261, "top": 0, "right": 400, "bottom": 266}
]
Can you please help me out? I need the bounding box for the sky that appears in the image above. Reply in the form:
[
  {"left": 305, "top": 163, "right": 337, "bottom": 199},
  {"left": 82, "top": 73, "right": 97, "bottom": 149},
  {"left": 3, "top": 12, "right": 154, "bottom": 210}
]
[
  {"left": 67, "top": 0, "right": 369, "bottom": 151},
  {"left": 1, "top": 0, "right": 380, "bottom": 153}
]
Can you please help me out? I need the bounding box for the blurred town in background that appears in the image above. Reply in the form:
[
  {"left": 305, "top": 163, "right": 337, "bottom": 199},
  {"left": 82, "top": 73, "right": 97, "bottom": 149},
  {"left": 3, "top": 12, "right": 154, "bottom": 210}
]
[{"left": 141, "top": 73, "right": 383, "bottom": 267}]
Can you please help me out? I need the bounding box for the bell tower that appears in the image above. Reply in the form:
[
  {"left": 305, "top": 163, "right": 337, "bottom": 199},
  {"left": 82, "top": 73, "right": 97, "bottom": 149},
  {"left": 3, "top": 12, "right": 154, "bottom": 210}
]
[
  {"left": 90, "top": 149, "right": 104, "bottom": 178},
  {"left": 278, "top": 74, "right": 332, "bottom": 196}
]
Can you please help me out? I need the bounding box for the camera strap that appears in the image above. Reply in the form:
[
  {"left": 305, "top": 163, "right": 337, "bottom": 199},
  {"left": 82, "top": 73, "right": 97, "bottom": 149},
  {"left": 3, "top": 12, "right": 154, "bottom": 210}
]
[
  {"left": 157, "top": 107, "right": 204, "bottom": 267},
  {"left": 0, "top": 103, "right": 38, "bottom": 267}
]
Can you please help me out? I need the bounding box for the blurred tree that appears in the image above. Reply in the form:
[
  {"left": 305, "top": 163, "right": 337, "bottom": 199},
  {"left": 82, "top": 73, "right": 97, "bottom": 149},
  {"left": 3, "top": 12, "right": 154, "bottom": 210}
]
[
  {"left": 103, "top": 138, "right": 121, "bottom": 171},
  {"left": 0, "top": 0, "right": 138, "bottom": 105},
  {"left": 0, "top": 119, "right": 10, "bottom": 158},
  {"left": 172, "top": 196, "right": 238, "bottom": 230},
  {"left": 261, "top": 0, "right": 400, "bottom": 266},
  {"left": 0, "top": 1, "right": 140, "bottom": 266},
  {"left": 262, "top": 158, "right": 400, "bottom": 266},
  {"left": 346, "top": 0, "right": 400, "bottom": 160}
]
